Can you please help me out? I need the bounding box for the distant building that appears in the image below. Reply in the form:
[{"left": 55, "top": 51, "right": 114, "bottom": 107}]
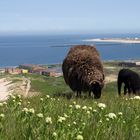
[{"left": 5, "top": 68, "right": 22, "bottom": 74}]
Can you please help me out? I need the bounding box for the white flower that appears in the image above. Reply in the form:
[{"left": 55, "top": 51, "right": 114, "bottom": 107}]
[
  {"left": 58, "top": 116, "right": 66, "bottom": 123},
  {"left": 106, "top": 118, "right": 109, "bottom": 121},
  {"left": 0, "top": 114, "right": 5, "bottom": 118},
  {"left": 22, "top": 108, "right": 28, "bottom": 113},
  {"left": 87, "top": 111, "right": 90, "bottom": 115},
  {"left": 123, "top": 121, "right": 126, "bottom": 124},
  {"left": 76, "top": 135, "right": 84, "bottom": 140},
  {"left": 17, "top": 102, "right": 21, "bottom": 106},
  {"left": 75, "top": 104, "right": 81, "bottom": 109},
  {"left": 118, "top": 112, "right": 123, "bottom": 116},
  {"left": 88, "top": 107, "right": 92, "bottom": 110},
  {"left": 12, "top": 100, "right": 16, "bottom": 102},
  {"left": 17, "top": 95, "right": 21, "bottom": 98},
  {"left": 93, "top": 109, "right": 97, "bottom": 113},
  {"left": 0, "top": 103, "right": 3, "bottom": 107},
  {"left": 11, "top": 95, "right": 16, "bottom": 99},
  {"left": 3, "top": 102, "right": 7, "bottom": 105},
  {"left": 133, "top": 96, "right": 140, "bottom": 100},
  {"left": 40, "top": 98, "right": 44, "bottom": 101},
  {"left": 37, "top": 113, "right": 44, "bottom": 118},
  {"left": 82, "top": 122, "right": 85, "bottom": 126},
  {"left": 52, "top": 132, "right": 57, "bottom": 137},
  {"left": 69, "top": 105, "right": 73, "bottom": 108},
  {"left": 28, "top": 108, "right": 35, "bottom": 114},
  {"left": 27, "top": 101, "right": 30, "bottom": 104},
  {"left": 106, "top": 113, "right": 117, "bottom": 119},
  {"left": 73, "top": 121, "right": 76, "bottom": 125},
  {"left": 46, "top": 95, "right": 50, "bottom": 99},
  {"left": 64, "top": 113, "right": 68, "bottom": 118},
  {"left": 73, "top": 101, "right": 76, "bottom": 105},
  {"left": 46, "top": 117, "right": 52, "bottom": 124},
  {"left": 99, "top": 120, "right": 102, "bottom": 123},
  {"left": 97, "top": 103, "right": 106, "bottom": 109},
  {"left": 82, "top": 106, "right": 87, "bottom": 110}
]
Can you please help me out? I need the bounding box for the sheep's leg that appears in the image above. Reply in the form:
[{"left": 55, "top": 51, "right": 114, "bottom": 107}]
[
  {"left": 76, "top": 91, "right": 79, "bottom": 97},
  {"left": 124, "top": 85, "right": 127, "bottom": 95},
  {"left": 79, "top": 91, "right": 82, "bottom": 98}
]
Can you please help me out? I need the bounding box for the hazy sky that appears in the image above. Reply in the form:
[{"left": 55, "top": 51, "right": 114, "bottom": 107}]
[{"left": 0, "top": 0, "right": 140, "bottom": 34}]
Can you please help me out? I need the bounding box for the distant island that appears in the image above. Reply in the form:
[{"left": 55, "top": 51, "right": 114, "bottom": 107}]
[{"left": 84, "top": 38, "right": 140, "bottom": 44}]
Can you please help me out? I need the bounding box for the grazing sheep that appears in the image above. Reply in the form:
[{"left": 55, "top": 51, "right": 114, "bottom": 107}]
[
  {"left": 62, "top": 45, "right": 104, "bottom": 99},
  {"left": 117, "top": 69, "right": 140, "bottom": 95}
]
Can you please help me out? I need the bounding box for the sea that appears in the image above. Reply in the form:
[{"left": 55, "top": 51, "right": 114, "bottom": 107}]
[{"left": 0, "top": 34, "right": 140, "bottom": 67}]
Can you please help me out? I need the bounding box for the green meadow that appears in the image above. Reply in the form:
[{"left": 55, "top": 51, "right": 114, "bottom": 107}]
[{"left": 0, "top": 63, "right": 140, "bottom": 140}]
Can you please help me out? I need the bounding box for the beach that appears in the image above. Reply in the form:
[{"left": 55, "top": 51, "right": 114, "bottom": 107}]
[{"left": 85, "top": 38, "right": 140, "bottom": 44}]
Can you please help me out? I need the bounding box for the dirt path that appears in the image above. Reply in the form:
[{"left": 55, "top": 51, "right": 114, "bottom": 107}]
[{"left": 0, "top": 78, "right": 14, "bottom": 101}]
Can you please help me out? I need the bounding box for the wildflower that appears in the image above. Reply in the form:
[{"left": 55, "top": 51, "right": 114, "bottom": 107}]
[
  {"left": 106, "top": 113, "right": 117, "bottom": 119},
  {"left": 106, "top": 118, "right": 109, "bottom": 121},
  {"left": 64, "top": 113, "right": 68, "bottom": 118},
  {"left": 88, "top": 107, "right": 92, "bottom": 110},
  {"left": 52, "top": 132, "right": 57, "bottom": 137},
  {"left": 73, "top": 121, "right": 76, "bottom": 125},
  {"left": 17, "top": 95, "right": 21, "bottom": 98},
  {"left": 0, "top": 114, "right": 5, "bottom": 118},
  {"left": 75, "top": 104, "right": 81, "bottom": 109},
  {"left": 11, "top": 95, "right": 16, "bottom": 99},
  {"left": 68, "top": 124, "right": 71, "bottom": 127},
  {"left": 40, "top": 98, "right": 44, "bottom": 101},
  {"left": 133, "top": 96, "right": 140, "bottom": 100},
  {"left": 27, "top": 101, "right": 30, "bottom": 105},
  {"left": 46, "top": 95, "right": 50, "bottom": 99},
  {"left": 99, "top": 120, "right": 102, "bottom": 123},
  {"left": 123, "top": 121, "right": 126, "bottom": 124},
  {"left": 58, "top": 116, "right": 66, "bottom": 123},
  {"left": 3, "top": 102, "right": 7, "bottom": 105},
  {"left": 0, "top": 103, "right": 3, "bottom": 107},
  {"left": 73, "top": 101, "right": 76, "bottom": 105},
  {"left": 12, "top": 100, "right": 16, "bottom": 102},
  {"left": 17, "top": 102, "right": 21, "bottom": 106},
  {"left": 28, "top": 108, "right": 35, "bottom": 114},
  {"left": 118, "top": 112, "right": 123, "bottom": 116},
  {"left": 46, "top": 117, "right": 52, "bottom": 124},
  {"left": 93, "top": 109, "right": 97, "bottom": 113},
  {"left": 82, "top": 122, "right": 85, "bottom": 126},
  {"left": 97, "top": 103, "right": 106, "bottom": 109},
  {"left": 82, "top": 106, "right": 87, "bottom": 110},
  {"left": 22, "top": 108, "right": 28, "bottom": 113},
  {"left": 37, "top": 113, "right": 44, "bottom": 118},
  {"left": 76, "top": 134, "right": 84, "bottom": 140},
  {"left": 87, "top": 111, "right": 90, "bottom": 115},
  {"left": 69, "top": 105, "right": 73, "bottom": 108}
]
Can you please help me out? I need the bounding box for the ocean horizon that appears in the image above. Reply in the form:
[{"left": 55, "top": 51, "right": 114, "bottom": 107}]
[{"left": 0, "top": 33, "right": 140, "bottom": 67}]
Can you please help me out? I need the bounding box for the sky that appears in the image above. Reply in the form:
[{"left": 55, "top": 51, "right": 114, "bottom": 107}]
[{"left": 0, "top": 0, "right": 140, "bottom": 34}]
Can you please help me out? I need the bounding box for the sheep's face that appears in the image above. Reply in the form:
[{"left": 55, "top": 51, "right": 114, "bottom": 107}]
[{"left": 90, "top": 82, "right": 102, "bottom": 99}]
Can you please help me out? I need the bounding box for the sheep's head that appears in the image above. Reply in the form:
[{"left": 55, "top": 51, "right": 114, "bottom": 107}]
[{"left": 90, "top": 81, "right": 103, "bottom": 99}]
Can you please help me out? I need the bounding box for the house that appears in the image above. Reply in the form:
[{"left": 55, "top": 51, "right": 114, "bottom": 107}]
[{"left": 5, "top": 68, "right": 22, "bottom": 74}]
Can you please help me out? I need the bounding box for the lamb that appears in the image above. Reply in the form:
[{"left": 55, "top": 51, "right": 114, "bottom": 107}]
[
  {"left": 62, "top": 45, "right": 104, "bottom": 99},
  {"left": 117, "top": 69, "right": 140, "bottom": 95}
]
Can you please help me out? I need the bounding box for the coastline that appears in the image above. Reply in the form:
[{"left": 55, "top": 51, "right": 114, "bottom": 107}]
[{"left": 84, "top": 38, "right": 140, "bottom": 44}]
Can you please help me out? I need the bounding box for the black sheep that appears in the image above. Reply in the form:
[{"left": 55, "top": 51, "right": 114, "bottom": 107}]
[
  {"left": 62, "top": 45, "right": 104, "bottom": 99},
  {"left": 117, "top": 69, "right": 140, "bottom": 95}
]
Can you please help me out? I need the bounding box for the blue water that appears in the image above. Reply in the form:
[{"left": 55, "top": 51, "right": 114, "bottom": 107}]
[{"left": 0, "top": 34, "right": 140, "bottom": 67}]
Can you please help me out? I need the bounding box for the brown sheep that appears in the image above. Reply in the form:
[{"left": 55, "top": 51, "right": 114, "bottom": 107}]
[{"left": 62, "top": 45, "right": 104, "bottom": 99}]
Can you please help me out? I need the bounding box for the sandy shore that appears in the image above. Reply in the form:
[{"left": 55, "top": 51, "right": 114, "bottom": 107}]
[
  {"left": 0, "top": 78, "right": 14, "bottom": 101},
  {"left": 84, "top": 38, "right": 140, "bottom": 44}
]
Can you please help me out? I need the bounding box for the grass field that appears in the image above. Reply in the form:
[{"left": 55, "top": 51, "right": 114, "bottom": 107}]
[{"left": 0, "top": 63, "right": 140, "bottom": 140}]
